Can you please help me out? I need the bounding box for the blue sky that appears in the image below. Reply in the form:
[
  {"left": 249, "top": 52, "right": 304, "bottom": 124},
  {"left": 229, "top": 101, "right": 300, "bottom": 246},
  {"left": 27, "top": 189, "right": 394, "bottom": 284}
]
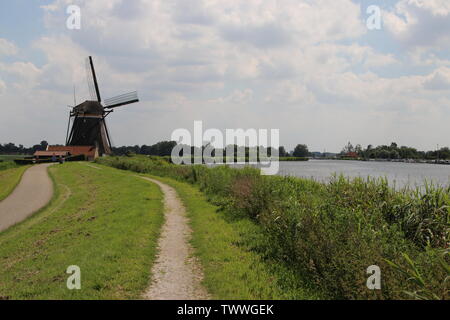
[{"left": 0, "top": 0, "right": 449, "bottom": 152}]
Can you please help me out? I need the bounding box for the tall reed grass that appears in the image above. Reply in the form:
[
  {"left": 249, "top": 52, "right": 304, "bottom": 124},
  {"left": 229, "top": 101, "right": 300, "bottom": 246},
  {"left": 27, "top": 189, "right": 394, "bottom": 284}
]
[{"left": 96, "top": 155, "right": 449, "bottom": 299}]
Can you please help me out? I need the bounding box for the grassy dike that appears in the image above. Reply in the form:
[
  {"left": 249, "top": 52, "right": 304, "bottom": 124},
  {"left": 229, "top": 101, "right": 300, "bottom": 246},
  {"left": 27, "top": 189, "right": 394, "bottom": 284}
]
[
  {"left": 142, "top": 174, "right": 321, "bottom": 299},
  {"left": 0, "top": 162, "right": 164, "bottom": 299},
  {"left": 0, "top": 165, "right": 29, "bottom": 201},
  {"left": 97, "top": 156, "right": 449, "bottom": 300}
]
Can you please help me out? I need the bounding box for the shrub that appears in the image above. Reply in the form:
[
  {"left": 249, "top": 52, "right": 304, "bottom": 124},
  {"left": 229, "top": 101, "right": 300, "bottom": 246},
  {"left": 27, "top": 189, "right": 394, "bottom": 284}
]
[
  {"left": 97, "top": 156, "right": 450, "bottom": 299},
  {"left": 0, "top": 161, "right": 18, "bottom": 171}
]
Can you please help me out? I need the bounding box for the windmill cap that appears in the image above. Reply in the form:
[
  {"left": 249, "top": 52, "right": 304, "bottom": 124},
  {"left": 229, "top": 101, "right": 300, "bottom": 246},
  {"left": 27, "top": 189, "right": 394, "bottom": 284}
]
[{"left": 74, "top": 100, "right": 104, "bottom": 114}]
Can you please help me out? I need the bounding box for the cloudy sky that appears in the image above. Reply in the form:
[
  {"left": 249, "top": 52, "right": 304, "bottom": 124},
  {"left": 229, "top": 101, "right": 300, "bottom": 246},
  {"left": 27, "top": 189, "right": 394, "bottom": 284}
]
[{"left": 0, "top": 0, "right": 449, "bottom": 152}]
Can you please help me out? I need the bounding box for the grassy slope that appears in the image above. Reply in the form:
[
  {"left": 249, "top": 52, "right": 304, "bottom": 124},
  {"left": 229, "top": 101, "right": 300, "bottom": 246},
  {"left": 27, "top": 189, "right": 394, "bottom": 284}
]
[
  {"left": 0, "top": 162, "right": 164, "bottom": 299},
  {"left": 0, "top": 165, "right": 29, "bottom": 201},
  {"left": 0, "top": 155, "right": 24, "bottom": 161},
  {"left": 143, "top": 174, "right": 321, "bottom": 299}
]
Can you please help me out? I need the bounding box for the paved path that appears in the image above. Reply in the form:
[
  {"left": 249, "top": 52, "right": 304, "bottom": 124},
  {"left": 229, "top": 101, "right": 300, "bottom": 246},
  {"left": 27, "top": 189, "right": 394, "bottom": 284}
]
[
  {"left": 141, "top": 177, "right": 210, "bottom": 300},
  {"left": 0, "top": 164, "right": 54, "bottom": 232}
]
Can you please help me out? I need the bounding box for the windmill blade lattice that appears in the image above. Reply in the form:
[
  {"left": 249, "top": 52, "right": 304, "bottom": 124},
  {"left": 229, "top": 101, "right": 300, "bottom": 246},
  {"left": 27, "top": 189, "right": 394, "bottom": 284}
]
[
  {"left": 85, "top": 58, "right": 97, "bottom": 101},
  {"left": 104, "top": 91, "right": 139, "bottom": 109}
]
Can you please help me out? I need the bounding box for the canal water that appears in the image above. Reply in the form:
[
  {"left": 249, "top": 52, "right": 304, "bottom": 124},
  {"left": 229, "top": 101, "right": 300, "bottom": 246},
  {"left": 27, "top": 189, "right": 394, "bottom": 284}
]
[{"left": 277, "top": 160, "right": 450, "bottom": 188}]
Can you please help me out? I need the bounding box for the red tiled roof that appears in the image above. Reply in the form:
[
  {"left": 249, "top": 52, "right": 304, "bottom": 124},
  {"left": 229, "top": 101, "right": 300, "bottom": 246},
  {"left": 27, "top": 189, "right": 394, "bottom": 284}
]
[
  {"left": 345, "top": 152, "right": 359, "bottom": 158},
  {"left": 34, "top": 151, "right": 69, "bottom": 157},
  {"left": 47, "top": 145, "right": 97, "bottom": 157}
]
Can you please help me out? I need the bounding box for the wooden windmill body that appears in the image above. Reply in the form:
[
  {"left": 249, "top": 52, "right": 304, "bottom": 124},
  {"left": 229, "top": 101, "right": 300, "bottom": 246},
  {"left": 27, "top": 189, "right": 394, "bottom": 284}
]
[{"left": 65, "top": 56, "right": 139, "bottom": 157}]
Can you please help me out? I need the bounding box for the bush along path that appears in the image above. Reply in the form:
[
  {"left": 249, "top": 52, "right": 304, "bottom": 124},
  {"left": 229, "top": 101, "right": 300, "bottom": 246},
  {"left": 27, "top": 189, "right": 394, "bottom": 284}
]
[
  {"left": 141, "top": 177, "right": 210, "bottom": 300},
  {"left": 97, "top": 156, "right": 450, "bottom": 300},
  {"left": 143, "top": 174, "right": 320, "bottom": 299}
]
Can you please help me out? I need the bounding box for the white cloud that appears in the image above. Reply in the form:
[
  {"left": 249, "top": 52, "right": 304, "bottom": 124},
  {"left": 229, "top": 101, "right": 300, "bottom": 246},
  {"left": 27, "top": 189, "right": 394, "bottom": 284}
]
[
  {"left": 1, "top": 0, "right": 449, "bottom": 152},
  {"left": 0, "top": 38, "right": 18, "bottom": 56},
  {"left": 34, "top": 0, "right": 372, "bottom": 102},
  {"left": 423, "top": 67, "right": 450, "bottom": 90},
  {"left": 210, "top": 89, "right": 254, "bottom": 104},
  {"left": 0, "top": 79, "right": 5, "bottom": 94},
  {"left": 407, "top": 49, "right": 450, "bottom": 67},
  {"left": 384, "top": 0, "right": 450, "bottom": 50},
  {"left": 1, "top": 62, "right": 39, "bottom": 76},
  {"left": 264, "top": 80, "right": 315, "bottom": 106}
]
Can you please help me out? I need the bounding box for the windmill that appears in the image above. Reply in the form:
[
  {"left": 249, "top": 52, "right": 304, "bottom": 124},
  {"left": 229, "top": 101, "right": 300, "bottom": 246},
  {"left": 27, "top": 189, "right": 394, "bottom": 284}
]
[{"left": 65, "top": 56, "right": 139, "bottom": 156}]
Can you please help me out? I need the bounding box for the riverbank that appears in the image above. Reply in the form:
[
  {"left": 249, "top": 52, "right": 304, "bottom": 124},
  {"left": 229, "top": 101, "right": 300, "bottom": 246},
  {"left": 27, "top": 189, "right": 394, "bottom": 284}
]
[
  {"left": 277, "top": 159, "right": 450, "bottom": 189},
  {"left": 312, "top": 157, "right": 450, "bottom": 165},
  {"left": 97, "top": 155, "right": 449, "bottom": 300}
]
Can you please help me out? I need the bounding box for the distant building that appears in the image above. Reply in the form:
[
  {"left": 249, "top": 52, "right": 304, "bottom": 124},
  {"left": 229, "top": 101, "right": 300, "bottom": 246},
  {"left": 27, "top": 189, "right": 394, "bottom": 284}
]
[
  {"left": 323, "top": 152, "right": 337, "bottom": 158},
  {"left": 342, "top": 152, "right": 359, "bottom": 159},
  {"left": 46, "top": 145, "right": 99, "bottom": 161},
  {"left": 310, "top": 152, "right": 338, "bottom": 159},
  {"left": 34, "top": 150, "right": 69, "bottom": 161}
]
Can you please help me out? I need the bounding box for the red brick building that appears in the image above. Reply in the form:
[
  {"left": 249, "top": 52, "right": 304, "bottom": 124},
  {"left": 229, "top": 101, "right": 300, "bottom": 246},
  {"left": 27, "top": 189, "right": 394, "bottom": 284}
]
[{"left": 45, "top": 145, "right": 99, "bottom": 161}]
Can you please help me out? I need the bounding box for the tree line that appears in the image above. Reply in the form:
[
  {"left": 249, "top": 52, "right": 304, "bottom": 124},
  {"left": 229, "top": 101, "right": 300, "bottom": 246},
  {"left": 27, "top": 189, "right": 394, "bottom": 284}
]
[
  {"left": 341, "top": 142, "right": 450, "bottom": 160},
  {"left": 113, "top": 142, "right": 310, "bottom": 158},
  {"left": 0, "top": 140, "right": 308, "bottom": 158},
  {"left": 0, "top": 141, "right": 50, "bottom": 155},
  {"left": 0, "top": 141, "right": 179, "bottom": 157},
  {"left": 2, "top": 140, "right": 448, "bottom": 160}
]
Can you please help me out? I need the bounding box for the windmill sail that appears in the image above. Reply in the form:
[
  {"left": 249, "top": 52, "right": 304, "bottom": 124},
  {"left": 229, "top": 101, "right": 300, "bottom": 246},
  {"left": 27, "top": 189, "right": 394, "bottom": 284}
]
[
  {"left": 89, "top": 56, "right": 101, "bottom": 102},
  {"left": 104, "top": 91, "right": 139, "bottom": 109},
  {"left": 85, "top": 58, "right": 97, "bottom": 101}
]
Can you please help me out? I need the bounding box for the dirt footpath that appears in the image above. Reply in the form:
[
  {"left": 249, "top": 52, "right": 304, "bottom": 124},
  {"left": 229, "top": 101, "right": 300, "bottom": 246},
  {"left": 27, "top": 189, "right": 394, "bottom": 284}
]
[
  {"left": 141, "top": 177, "right": 210, "bottom": 300},
  {"left": 0, "top": 164, "right": 54, "bottom": 232}
]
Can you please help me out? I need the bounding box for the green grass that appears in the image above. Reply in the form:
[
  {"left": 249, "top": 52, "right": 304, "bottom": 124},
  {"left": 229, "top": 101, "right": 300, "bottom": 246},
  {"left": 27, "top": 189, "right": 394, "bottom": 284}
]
[
  {"left": 0, "top": 162, "right": 164, "bottom": 299},
  {"left": 97, "top": 156, "right": 450, "bottom": 300},
  {"left": 279, "top": 157, "right": 309, "bottom": 161},
  {"left": 0, "top": 161, "right": 18, "bottom": 171},
  {"left": 0, "top": 165, "right": 29, "bottom": 201},
  {"left": 141, "top": 174, "right": 322, "bottom": 299},
  {"left": 0, "top": 155, "right": 24, "bottom": 161}
]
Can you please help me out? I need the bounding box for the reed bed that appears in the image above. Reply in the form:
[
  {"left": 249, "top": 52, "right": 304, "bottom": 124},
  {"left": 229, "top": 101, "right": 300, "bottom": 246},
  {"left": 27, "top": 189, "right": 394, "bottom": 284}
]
[{"left": 97, "top": 155, "right": 449, "bottom": 300}]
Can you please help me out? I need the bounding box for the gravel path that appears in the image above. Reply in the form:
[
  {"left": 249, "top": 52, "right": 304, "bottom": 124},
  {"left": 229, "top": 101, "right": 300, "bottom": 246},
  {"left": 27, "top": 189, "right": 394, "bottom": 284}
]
[
  {"left": 0, "top": 164, "right": 54, "bottom": 232},
  {"left": 141, "top": 177, "right": 210, "bottom": 300}
]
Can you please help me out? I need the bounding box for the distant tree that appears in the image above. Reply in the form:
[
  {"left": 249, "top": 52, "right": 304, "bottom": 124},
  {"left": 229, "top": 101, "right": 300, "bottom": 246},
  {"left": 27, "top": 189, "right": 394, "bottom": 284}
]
[
  {"left": 355, "top": 144, "right": 363, "bottom": 156},
  {"left": 140, "top": 145, "right": 152, "bottom": 155},
  {"left": 112, "top": 141, "right": 177, "bottom": 156},
  {"left": 151, "top": 141, "right": 177, "bottom": 156},
  {"left": 439, "top": 147, "right": 450, "bottom": 159},
  {"left": 390, "top": 150, "right": 400, "bottom": 159},
  {"left": 398, "top": 146, "right": 417, "bottom": 159},
  {"left": 342, "top": 142, "right": 354, "bottom": 154},
  {"left": 278, "top": 146, "right": 288, "bottom": 157},
  {"left": 40, "top": 140, "right": 49, "bottom": 150},
  {"left": 378, "top": 149, "right": 390, "bottom": 159},
  {"left": 293, "top": 144, "right": 309, "bottom": 157}
]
